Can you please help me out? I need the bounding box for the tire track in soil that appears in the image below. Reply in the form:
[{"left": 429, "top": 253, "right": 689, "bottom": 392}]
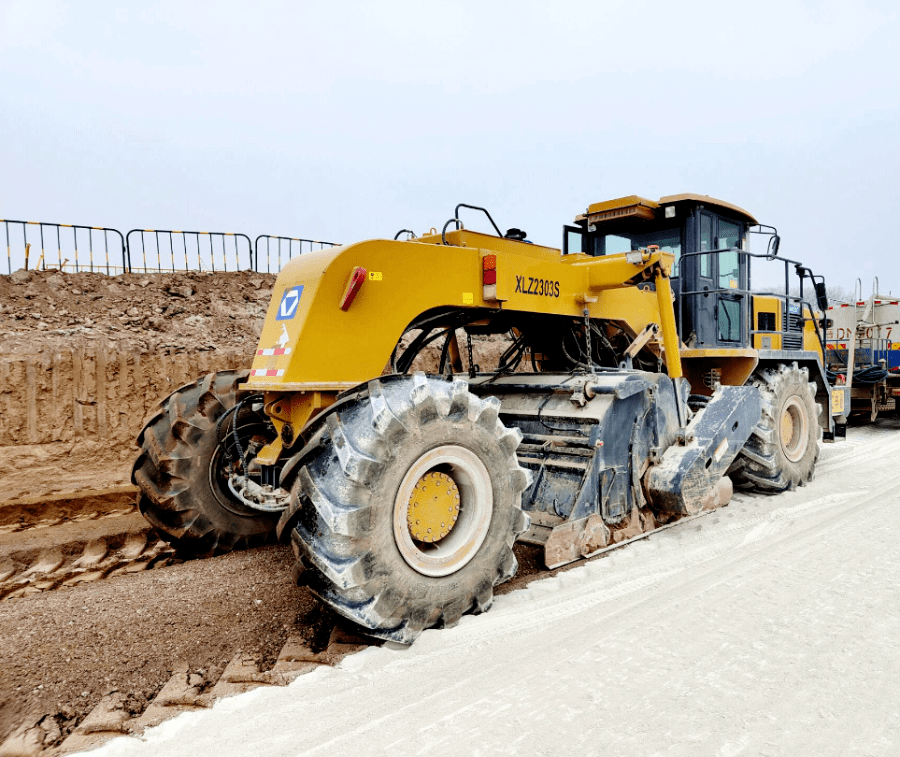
[{"left": 0, "top": 520, "right": 176, "bottom": 603}]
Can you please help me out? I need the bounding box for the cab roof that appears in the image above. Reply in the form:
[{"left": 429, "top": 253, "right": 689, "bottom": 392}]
[{"left": 576, "top": 194, "right": 758, "bottom": 227}]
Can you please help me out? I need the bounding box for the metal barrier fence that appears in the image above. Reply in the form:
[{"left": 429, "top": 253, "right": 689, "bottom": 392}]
[
  {"left": 253, "top": 235, "right": 339, "bottom": 273},
  {"left": 125, "top": 229, "right": 254, "bottom": 273},
  {"left": 2, "top": 219, "right": 127, "bottom": 274},
  {"left": 1, "top": 216, "right": 340, "bottom": 274}
]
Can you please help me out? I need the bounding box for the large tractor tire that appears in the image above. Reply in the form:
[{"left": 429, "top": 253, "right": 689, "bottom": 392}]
[
  {"left": 290, "top": 375, "right": 531, "bottom": 644},
  {"left": 730, "top": 362, "right": 821, "bottom": 492},
  {"left": 132, "top": 370, "right": 280, "bottom": 556}
]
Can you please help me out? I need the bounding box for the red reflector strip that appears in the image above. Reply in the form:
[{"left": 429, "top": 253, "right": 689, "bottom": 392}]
[
  {"left": 339, "top": 266, "right": 367, "bottom": 311},
  {"left": 251, "top": 368, "right": 285, "bottom": 377},
  {"left": 256, "top": 348, "right": 292, "bottom": 356},
  {"left": 483, "top": 269, "right": 497, "bottom": 285},
  {"left": 482, "top": 254, "right": 496, "bottom": 270}
]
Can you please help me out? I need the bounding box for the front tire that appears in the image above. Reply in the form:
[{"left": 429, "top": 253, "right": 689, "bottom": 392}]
[
  {"left": 290, "top": 375, "right": 531, "bottom": 644},
  {"left": 132, "top": 370, "right": 280, "bottom": 556},
  {"left": 730, "top": 362, "right": 821, "bottom": 491}
]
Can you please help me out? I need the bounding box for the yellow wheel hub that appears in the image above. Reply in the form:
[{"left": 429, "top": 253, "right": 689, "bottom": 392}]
[
  {"left": 407, "top": 471, "right": 460, "bottom": 543},
  {"left": 781, "top": 407, "right": 795, "bottom": 447}
]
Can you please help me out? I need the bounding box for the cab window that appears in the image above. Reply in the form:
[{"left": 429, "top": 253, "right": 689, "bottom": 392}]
[
  {"left": 591, "top": 228, "right": 682, "bottom": 274},
  {"left": 717, "top": 219, "right": 740, "bottom": 249}
]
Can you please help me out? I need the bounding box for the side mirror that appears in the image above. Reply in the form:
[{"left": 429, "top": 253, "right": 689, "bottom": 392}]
[
  {"left": 814, "top": 281, "right": 829, "bottom": 312},
  {"left": 767, "top": 234, "right": 781, "bottom": 259}
]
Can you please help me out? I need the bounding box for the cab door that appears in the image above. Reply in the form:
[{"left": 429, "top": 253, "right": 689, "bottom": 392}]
[
  {"left": 692, "top": 212, "right": 717, "bottom": 345},
  {"left": 688, "top": 211, "right": 748, "bottom": 347},
  {"left": 713, "top": 217, "right": 746, "bottom": 346}
]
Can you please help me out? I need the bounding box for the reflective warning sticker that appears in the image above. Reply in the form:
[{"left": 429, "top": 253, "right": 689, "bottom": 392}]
[
  {"left": 256, "top": 348, "right": 291, "bottom": 356},
  {"left": 831, "top": 389, "right": 845, "bottom": 414},
  {"left": 251, "top": 369, "right": 285, "bottom": 378},
  {"left": 713, "top": 438, "right": 728, "bottom": 462}
]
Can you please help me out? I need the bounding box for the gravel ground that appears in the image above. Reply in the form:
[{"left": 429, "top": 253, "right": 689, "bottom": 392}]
[{"left": 0, "top": 545, "right": 316, "bottom": 743}]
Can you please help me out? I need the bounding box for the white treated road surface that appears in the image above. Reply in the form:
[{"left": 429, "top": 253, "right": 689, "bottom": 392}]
[{"left": 83, "top": 423, "right": 900, "bottom": 757}]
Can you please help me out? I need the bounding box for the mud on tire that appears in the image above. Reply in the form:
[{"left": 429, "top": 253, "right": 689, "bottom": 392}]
[
  {"left": 132, "top": 370, "right": 279, "bottom": 556},
  {"left": 730, "top": 362, "right": 822, "bottom": 492},
  {"left": 290, "top": 375, "right": 532, "bottom": 644}
]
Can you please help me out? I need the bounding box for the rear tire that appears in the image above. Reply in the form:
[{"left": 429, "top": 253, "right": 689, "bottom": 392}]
[
  {"left": 132, "top": 370, "right": 279, "bottom": 556},
  {"left": 290, "top": 375, "right": 531, "bottom": 644},
  {"left": 730, "top": 362, "right": 821, "bottom": 492}
]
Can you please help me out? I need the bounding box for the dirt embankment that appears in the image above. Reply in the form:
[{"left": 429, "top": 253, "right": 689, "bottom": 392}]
[
  {"left": 0, "top": 268, "right": 275, "bottom": 355},
  {"left": 0, "top": 270, "right": 276, "bottom": 504}
]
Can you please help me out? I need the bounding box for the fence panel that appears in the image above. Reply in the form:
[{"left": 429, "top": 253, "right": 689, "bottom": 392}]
[
  {"left": 2, "top": 217, "right": 338, "bottom": 275},
  {"left": 125, "top": 229, "right": 254, "bottom": 273},
  {"left": 254, "top": 235, "right": 339, "bottom": 273},
  {"left": 2, "top": 219, "right": 127, "bottom": 274}
]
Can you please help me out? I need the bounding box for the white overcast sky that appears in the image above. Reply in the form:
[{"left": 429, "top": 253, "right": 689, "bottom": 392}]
[{"left": 1, "top": 0, "right": 898, "bottom": 294}]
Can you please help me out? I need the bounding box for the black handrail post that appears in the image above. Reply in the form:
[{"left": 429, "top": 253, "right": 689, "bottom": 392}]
[{"left": 454, "top": 203, "right": 503, "bottom": 237}]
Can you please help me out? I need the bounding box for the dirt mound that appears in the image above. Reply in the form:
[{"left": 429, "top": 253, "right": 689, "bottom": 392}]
[{"left": 0, "top": 269, "right": 275, "bottom": 356}]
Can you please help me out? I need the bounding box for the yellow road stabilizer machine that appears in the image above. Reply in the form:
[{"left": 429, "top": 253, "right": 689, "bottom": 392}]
[{"left": 134, "top": 194, "right": 846, "bottom": 643}]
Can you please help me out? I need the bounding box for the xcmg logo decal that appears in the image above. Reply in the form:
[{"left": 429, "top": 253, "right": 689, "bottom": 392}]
[{"left": 276, "top": 285, "right": 304, "bottom": 320}]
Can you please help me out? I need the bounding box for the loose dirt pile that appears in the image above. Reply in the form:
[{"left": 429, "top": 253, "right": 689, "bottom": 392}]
[
  {"left": 0, "top": 269, "right": 276, "bottom": 356},
  {"left": 0, "top": 544, "right": 312, "bottom": 745}
]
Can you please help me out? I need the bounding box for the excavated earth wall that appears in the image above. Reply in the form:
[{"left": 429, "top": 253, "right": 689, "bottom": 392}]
[
  {"left": 0, "top": 270, "right": 275, "bottom": 506},
  {"left": 0, "top": 346, "right": 250, "bottom": 502}
]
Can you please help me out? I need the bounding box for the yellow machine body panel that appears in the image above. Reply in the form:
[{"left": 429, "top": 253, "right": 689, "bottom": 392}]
[
  {"left": 249, "top": 238, "right": 485, "bottom": 389},
  {"left": 679, "top": 348, "right": 760, "bottom": 395},
  {"left": 752, "top": 295, "right": 784, "bottom": 350},
  {"left": 802, "top": 306, "right": 822, "bottom": 353},
  {"left": 751, "top": 295, "right": 824, "bottom": 355},
  {"left": 247, "top": 229, "right": 678, "bottom": 391}
]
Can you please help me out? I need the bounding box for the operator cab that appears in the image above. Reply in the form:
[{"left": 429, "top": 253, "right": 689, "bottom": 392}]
[{"left": 564, "top": 194, "right": 756, "bottom": 349}]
